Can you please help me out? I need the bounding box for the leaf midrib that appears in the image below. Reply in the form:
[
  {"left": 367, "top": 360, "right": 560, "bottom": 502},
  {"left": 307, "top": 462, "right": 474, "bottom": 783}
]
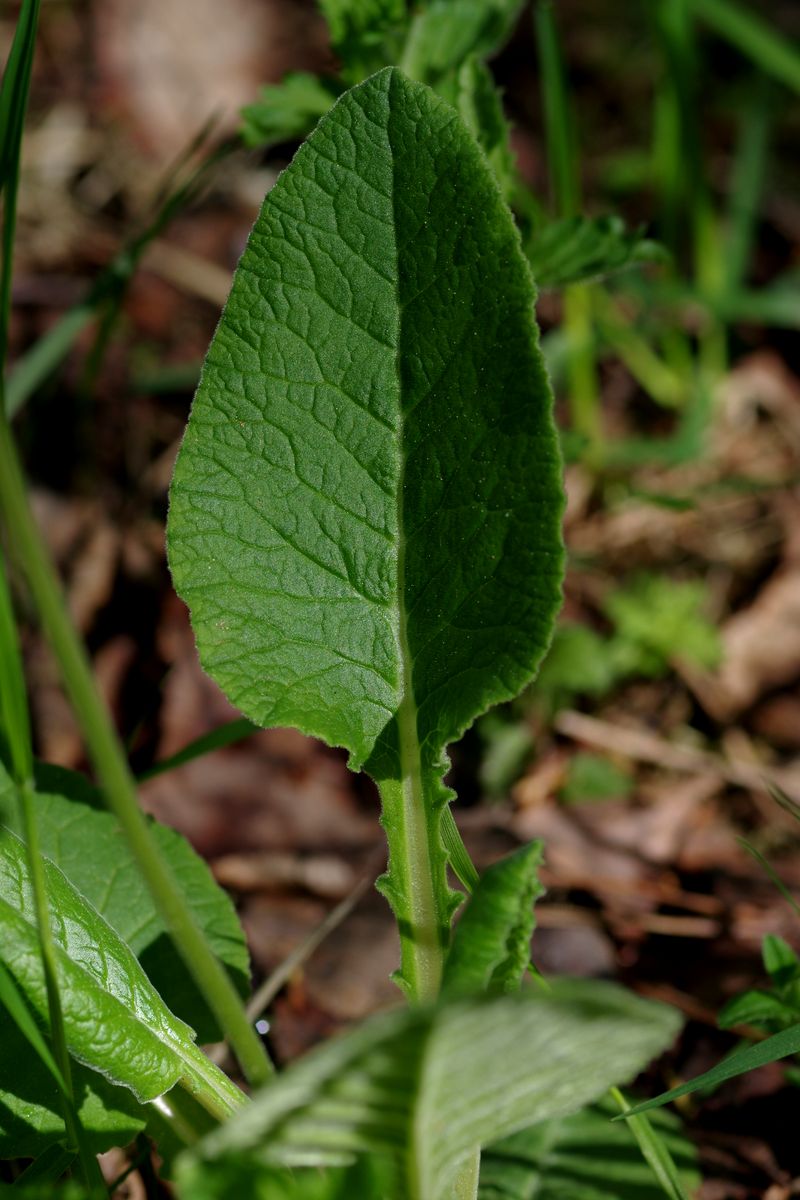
[{"left": 387, "top": 69, "right": 445, "bottom": 1009}]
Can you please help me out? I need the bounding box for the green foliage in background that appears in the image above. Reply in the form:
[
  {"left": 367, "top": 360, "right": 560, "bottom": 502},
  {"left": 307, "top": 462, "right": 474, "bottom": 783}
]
[
  {"left": 561, "top": 752, "right": 633, "bottom": 805},
  {"left": 538, "top": 574, "right": 721, "bottom": 714}
]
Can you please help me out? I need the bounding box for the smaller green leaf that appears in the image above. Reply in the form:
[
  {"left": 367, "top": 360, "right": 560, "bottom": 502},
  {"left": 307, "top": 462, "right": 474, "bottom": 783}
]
[
  {"left": 441, "top": 807, "right": 480, "bottom": 893},
  {"left": 717, "top": 989, "right": 799, "bottom": 1030},
  {"left": 619, "top": 1020, "right": 800, "bottom": 1120},
  {"left": 535, "top": 623, "right": 621, "bottom": 712},
  {"left": 443, "top": 842, "right": 544, "bottom": 997},
  {"left": 319, "top": 0, "right": 407, "bottom": 79},
  {"left": 401, "top": 0, "right": 524, "bottom": 84},
  {"left": 479, "top": 1095, "right": 698, "bottom": 1200},
  {"left": 763, "top": 933, "right": 800, "bottom": 986},
  {"left": 241, "top": 74, "right": 343, "bottom": 148},
  {"left": 0, "top": 757, "right": 250, "bottom": 1043},
  {"left": 0, "top": 827, "right": 243, "bottom": 1113},
  {"left": 526, "top": 216, "right": 666, "bottom": 290}
]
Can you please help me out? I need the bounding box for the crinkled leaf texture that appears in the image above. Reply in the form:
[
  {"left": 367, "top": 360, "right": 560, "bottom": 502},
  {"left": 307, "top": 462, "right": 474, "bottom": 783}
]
[
  {"left": 442, "top": 841, "right": 544, "bottom": 997},
  {"left": 168, "top": 67, "right": 563, "bottom": 994},
  {"left": 0, "top": 827, "right": 237, "bottom": 1156},
  {"left": 0, "top": 757, "right": 250, "bottom": 1042},
  {"left": 478, "top": 1096, "right": 698, "bottom": 1200},
  {"left": 176, "top": 979, "right": 680, "bottom": 1200}
]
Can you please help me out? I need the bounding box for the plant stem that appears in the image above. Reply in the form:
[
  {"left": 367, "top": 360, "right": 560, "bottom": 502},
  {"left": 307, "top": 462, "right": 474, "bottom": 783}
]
[
  {"left": 378, "top": 753, "right": 446, "bottom": 1003},
  {"left": 179, "top": 1041, "right": 249, "bottom": 1122},
  {"left": 0, "top": 399, "right": 273, "bottom": 1088}
]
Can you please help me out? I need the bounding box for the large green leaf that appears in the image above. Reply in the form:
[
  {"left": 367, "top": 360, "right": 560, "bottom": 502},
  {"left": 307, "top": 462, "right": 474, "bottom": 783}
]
[
  {"left": 0, "top": 828, "right": 243, "bottom": 1123},
  {"left": 478, "top": 1096, "right": 698, "bottom": 1200},
  {"left": 0, "top": 757, "right": 250, "bottom": 1043},
  {"left": 168, "top": 67, "right": 563, "bottom": 997},
  {"left": 176, "top": 980, "right": 680, "bottom": 1200}
]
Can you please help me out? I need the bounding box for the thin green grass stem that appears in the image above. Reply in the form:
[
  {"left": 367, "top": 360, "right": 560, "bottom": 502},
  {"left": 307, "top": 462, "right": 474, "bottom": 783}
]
[
  {"left": 725, "top": 76, "right": 772, "bottom": 293},
  {"left": 16, "top": 779, "right": 105, "bottom": 1192},
  {"left": 610, "top": 1087, "right": 691, "bottom": 1200},
  {"left": 0, "top": 0, "right": 40, "bottom": 369},
  {"left": 0, "top": 398, "right": 273, "bottom": 1088},
  {"left": 690, "top": 0, "right": 800, "bottom": 93},
  {"left": 534, "top": 2, "right": 579, "bottom": 220},
  {"left": 654, "top": 0, "right": 729, "bottom": 384},
  {"left": 594, "top": 292, "right": 685, "bottom": 409},
  {"left": 535, "top": 2, "right": 602, "bottom": 459},
  {"left": 0, "top": 555, "right": 103, "bottom": 1192},
  {"left": 0, "top": 9, "right": 101, "bottom": 1177},
  {"left": 138, "top": 716, "right": 257, "bottom": 781}
]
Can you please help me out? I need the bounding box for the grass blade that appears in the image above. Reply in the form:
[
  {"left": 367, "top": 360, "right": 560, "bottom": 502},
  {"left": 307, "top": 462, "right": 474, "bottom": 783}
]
[
  {"left": 691, "top": 0, "right": 800, "bottom": 93},
  {"left": 0, "top": 0, "right": 41, "bottom": 371},
  {"left": 138, "top": 717, "right": 257, "bottom": 781},
  {"left": 533, "top": 2, "right": 600, "bottom": 456},
  {"left": 619, "top": 1021, "right": 800, "bottom": 1120},
  {"left": 1, "top": 563, "right": 102, "bottom": 1190},
  {"left": 725, "top": 75, "right": 772, "bottom": 290},
  {"left": 4, "top": 132, "right": 232, "bottom": 418},
  {"left": 610, "top": 1087, "right": 692, "bottom": 1200},
  {"left": 738, "top": 837, "right": 800, "bottom": 917}
]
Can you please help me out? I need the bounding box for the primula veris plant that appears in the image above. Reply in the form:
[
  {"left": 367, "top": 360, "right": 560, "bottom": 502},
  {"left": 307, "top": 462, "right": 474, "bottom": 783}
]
[
  {"left": 0, "top": 40, "right": 691, "bottom": 1197},
  {"left": 168, "top": 66, "right": 564, "bottom": 1001}
]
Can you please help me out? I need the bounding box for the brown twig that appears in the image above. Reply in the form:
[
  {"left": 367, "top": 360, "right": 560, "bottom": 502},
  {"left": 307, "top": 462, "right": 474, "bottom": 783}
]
[{"left": 555, "top": 710, "right": 800, "bottom": 800}]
